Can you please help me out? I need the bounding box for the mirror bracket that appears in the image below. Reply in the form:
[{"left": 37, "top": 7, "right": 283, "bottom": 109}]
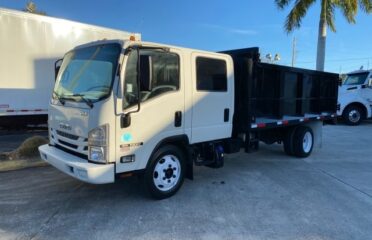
[
  {"left": 54, "top": 59, "right": 63, "bottom": 81},
  {"left": 368, "top": 78, "right": 372, "bottom": 88}
]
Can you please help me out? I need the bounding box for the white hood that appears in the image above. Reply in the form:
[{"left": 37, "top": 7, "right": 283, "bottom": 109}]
[{"left": 49, "top": 103, "right": 90, "bottom": 138}]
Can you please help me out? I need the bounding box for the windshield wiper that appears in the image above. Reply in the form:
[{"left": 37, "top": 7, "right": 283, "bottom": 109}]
[
  {"left": 53, "top": 91, "right": 65, "bottom": 105},
  {"left": 70, "top": 93, "right": 94, "bottom": 109}
]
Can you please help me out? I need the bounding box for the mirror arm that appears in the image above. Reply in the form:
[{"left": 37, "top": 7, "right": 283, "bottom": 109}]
[
  {"left": 136, "top": 47, "right": 141, "bottom": 114},
  {"left": 54, "top": 58, "right": 63, "bottom": 81}
]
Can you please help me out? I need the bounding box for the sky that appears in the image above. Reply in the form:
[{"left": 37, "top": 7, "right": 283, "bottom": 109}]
[{"left": 1, "top": 0, "right": 372, "bottom": 73}]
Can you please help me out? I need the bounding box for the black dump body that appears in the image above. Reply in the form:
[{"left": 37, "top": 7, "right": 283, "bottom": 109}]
[{"left": 221, "top": 47, "right": 339, "bottom": 133}]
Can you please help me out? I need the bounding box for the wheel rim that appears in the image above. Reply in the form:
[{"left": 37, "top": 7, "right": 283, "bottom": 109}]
[
  {"left": 348, "top": 109, "right": 361, "bottom": 123},
  {"left": 302, "top": 132, "right": 313, "bottom": 153},
  {"left": 153, "top": 154, "right": 181, "bottom": 192}
]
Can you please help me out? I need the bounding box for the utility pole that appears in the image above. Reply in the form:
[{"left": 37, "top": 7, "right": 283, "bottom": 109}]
[{"left": 291, "top": 37, "right": 296, "bottom": 67}]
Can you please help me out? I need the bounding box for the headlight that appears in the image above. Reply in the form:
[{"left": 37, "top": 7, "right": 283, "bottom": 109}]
[
  {"left": 88, "top": 124, "right": 109, "bottom": 163},
  {"left": 89, "top": 146, "right": 107, "bottom": 163},
  {"left": 88, "top": 124, "right": 108, "bottom": 146}
]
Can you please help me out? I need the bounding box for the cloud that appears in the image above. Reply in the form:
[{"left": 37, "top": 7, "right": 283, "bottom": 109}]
[{"left": 201, "top": 23, "right": 258, "bottom": 36}]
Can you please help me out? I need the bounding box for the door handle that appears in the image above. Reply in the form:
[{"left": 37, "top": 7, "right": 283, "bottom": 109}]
[
  {"left": 224, "top": 108, "right": 229, "bottom": 122},
  {"left": 174, "top": 111, "right": 182, "bottom": 127}
]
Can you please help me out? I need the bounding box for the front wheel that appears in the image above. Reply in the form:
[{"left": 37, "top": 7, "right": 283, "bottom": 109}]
[
  {"left": 343, "top": 105, "right": 363, "bottom": 126},
  {"left": 143, "top": 145, "right": 185, "bottom": 199}
]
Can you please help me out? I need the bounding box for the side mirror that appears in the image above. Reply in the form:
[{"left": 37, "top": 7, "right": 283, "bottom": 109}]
[
  {"left": 338, "top": 77, "right": 343, "bottom": 86},
  {"left": 368, "top": 78, "right": 372, "bottom": 88},
  {"left": 54, "top": 59, "right": 63, "bottom": 81},
  {"left": 139, "top": 55, "right": 153, "bottom": 92},
  {"left": 121, "top": 114, "right": 131, "bottom": 128}
]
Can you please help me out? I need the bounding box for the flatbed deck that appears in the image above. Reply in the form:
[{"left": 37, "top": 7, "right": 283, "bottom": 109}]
[{"left": 252, "top": 113, "right": 335, "bottom": 129}]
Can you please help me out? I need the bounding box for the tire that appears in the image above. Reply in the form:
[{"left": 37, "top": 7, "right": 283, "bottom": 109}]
[
  {"left": 292, "top": 126, "right": 314, "bottom": 158},
  {"left": 343, "top": 105, "right": 363, "bottom": 126},
  {"left": 143, "top": 145, "right": 185, "bottom": 200},
  {"left": 283, "top": 127, "right": 296, "bottom": 156}
]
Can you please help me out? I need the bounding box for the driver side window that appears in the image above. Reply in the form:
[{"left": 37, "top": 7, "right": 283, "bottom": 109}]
[{"left": 123, "top": 49, "right": 180, "bottom": 109}]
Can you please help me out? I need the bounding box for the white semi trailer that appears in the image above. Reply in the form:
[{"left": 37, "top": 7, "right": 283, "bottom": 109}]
[
  {"left": 0, "top": 8, "right": 140, "bottom": 127},
  {"left": 39, "top": 39, "right": 338, "bottom": 199}
]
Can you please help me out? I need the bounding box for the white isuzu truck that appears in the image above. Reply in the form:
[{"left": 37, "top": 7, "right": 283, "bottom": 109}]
[
  {"left": 0, "top": 8, "right": 140, "bottom": 127},
  {"left": 337, "top": 70, "right": 372, "bottom": 125},
  {"left": 39, "top": 39, "right": 338, "bottom": 199}
]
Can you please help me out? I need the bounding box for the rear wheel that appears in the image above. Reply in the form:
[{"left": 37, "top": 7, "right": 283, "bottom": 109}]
[
  {"left": 143, "top": 145, "right": 185, "bottom": 199},
  {"left": 292, "top": 126, "right": 314, "bottom": 158},
  {"left": 343, "top": 105, "right": 363, "bottom": 126}
]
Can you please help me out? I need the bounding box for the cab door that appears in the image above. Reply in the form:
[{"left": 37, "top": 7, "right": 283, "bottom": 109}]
[
  {"left": 116, "top": 47, "right": 184, "bottom": 173},
  {"left": 190, "top": 53, "right": 234, "bottom": 143},
  {"left": 362, "top": 74, "right": 372, "bottom": 104},
  {"left": 361, "top": 73, "right": 372, "bottom": 117}
]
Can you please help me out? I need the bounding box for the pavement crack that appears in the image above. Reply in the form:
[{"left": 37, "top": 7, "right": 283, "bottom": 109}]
[
  {"left": 314, "top": 166, "right": 372, "bottom": 199},
  {"left": 29, "top": 183, "right": 84, "bottom": 240}
]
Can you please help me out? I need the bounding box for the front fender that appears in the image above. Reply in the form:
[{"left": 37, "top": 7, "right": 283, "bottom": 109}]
[{"left": 338, "top": 94, "right": 371, "bottom": 118}]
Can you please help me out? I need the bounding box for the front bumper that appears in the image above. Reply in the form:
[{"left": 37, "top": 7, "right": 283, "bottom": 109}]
[
  {"left": 336, "top": 103, "right": 342, "bottom": 116},
  {"left": 39, "top": 144, "right": 114, "bottom": 184}
]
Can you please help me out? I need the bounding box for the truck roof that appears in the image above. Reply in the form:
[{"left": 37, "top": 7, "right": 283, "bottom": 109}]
[
  {"left": 73, "top": 39, "right": 232, "bottom": 60},
  {"left": 134, "top": 41, "right": 231, "bottom": 56},
  {"left": 347, "top": 69, "right": 372, "bottom": 75}
]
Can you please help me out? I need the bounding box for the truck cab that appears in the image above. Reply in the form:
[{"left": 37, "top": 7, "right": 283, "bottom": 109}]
[
  {"left": 337, "top": 70, "right": 372, "bottom": 125},
  {"left": 39, "top": 39, "right": 234, "bottom": 199}
]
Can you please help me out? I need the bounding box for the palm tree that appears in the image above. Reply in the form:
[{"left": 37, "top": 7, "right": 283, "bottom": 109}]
[
  {"left": 23, "top": 1, "right": 47, "bottom": 16},
  {"left": 275, "top": 0, "right": 371, "bottom": 71}
]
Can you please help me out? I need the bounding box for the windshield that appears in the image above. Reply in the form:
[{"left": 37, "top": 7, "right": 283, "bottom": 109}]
[
  {"left": 343, "top": 72, "right": 369, "bottom": 85},
  {"left": 54, "top": 43, "right": 121, "bottom": 102}
]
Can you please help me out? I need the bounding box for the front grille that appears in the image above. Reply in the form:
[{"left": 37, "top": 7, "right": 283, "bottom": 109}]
[
  {"left": 51, "top": 128, "right": 88, "bottom": 155},
  {"left": 56, "top": 130, "right": 79, "bottom": 140},
  {"left": 58, "top": 140, "right": 78, "bottom": 149},
  {"left": 55, "top": 144, "right": 88, "bottom": 160}
]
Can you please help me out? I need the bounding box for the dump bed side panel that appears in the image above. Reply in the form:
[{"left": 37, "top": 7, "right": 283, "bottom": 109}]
[
  {"left": 222, "top": 48, "right": 339, "bottom": 133},
  {"left": 252, "top": 63, "right": 339, "bottom": 119}
]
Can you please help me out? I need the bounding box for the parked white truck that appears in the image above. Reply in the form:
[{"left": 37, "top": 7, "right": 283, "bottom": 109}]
[
  {"left": 39, "top": 39, "right": 338, "bottom": 199},
  {"left": 0, "top": 8, "right": 140, "bottom": 127},
  {"left": 337, "top": 70, "right": 372, "bottom": 125}
]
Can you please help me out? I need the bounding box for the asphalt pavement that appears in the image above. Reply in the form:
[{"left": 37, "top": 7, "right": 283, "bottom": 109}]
[{"left": 0, "top": 122, "right": 371, "bottom": 240}]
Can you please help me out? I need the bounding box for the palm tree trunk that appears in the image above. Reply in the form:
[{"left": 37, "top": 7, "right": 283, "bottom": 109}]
[{"left": 316, "top": 0, "right": 327, "bottom": 71}]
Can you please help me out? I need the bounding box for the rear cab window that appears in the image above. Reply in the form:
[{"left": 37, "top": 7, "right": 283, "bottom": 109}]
[{"left": 196, "top": 57, "right": 227, "bottom": 92}]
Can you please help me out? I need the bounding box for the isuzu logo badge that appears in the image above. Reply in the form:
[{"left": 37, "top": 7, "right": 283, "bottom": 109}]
[
  {"left": 80, "top": 111, "right": 88, "bottom": 116},
  {"left": 59, "top": 123, "right": 72, "bottom": 131}
]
